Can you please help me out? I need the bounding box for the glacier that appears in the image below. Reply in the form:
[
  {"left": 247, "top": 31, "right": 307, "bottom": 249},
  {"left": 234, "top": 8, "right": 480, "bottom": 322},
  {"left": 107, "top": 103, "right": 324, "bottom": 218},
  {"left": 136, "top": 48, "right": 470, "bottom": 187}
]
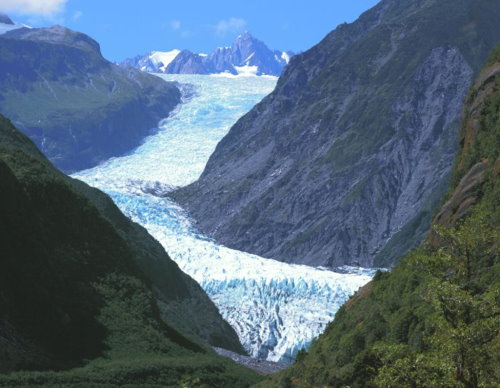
[{"left": 73, "top": 74, "right": 376, "bottom": 363}]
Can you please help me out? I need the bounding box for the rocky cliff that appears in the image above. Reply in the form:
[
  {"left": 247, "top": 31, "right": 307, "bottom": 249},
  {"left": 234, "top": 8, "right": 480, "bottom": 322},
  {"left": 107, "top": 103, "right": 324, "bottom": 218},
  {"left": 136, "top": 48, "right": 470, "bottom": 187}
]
[
  {"left": 173, "top": 0, "right": 500, "bottom": 268},
  {"left": 0, "top": 25, "right": 181, "bottom": 172}
]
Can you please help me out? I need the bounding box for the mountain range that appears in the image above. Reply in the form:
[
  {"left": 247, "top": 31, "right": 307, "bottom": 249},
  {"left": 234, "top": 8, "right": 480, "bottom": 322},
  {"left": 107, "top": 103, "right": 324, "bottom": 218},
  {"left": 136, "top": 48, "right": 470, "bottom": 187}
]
[
  {"left": 0, "top": 20, "right": 180, "bottom": 173},
  {"left": 0, "top": 0, "right": 499, "bottom": 386},
  {"left": 172, "top": 0, "right": 500, "bottom": 268},
  {"left": 121, "top": 32, "right": 293, "bottom": 76}
]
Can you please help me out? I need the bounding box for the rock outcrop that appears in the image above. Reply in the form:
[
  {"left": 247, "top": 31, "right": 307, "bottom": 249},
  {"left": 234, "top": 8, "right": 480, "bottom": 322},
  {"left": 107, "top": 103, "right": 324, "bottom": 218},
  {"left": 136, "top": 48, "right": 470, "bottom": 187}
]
[{"left": 433, "top": 61, "right": 500, "bottom": 229}]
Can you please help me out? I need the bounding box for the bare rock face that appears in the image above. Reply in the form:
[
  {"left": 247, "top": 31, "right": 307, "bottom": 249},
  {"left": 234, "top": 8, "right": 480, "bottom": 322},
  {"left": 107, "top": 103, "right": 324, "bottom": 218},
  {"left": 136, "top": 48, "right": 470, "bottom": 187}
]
[
  {"left": 166, "top": 50, "right": 209, "bottom": 74},
  {"left": 173, "top": 0, "right": 500, "bottom": 267}
]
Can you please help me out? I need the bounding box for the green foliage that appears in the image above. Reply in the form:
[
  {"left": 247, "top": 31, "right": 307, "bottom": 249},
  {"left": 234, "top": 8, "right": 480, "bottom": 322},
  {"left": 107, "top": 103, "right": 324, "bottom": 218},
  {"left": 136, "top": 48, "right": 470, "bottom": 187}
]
[
  {"left": 451, "top": 48, "right": 500, "bottom": 190},
  {"left": 486, "top": 43, "right": 500, "bottom": 65},
  {"left": 0, "top": 355, "right": 261, "bottom": 388},
  {"left": 0, "top": 112, "right": 246, "bottom": 355},
  {"left": 375, "top": 211, "right": 500, "bottom": 388},
  {"left": 0, "top": 116, "right": 260, "bottom": 386},
  {"left": 257, "top": 42, "right": 500, "bottom": 388},
  {"left": 260, "top": 188, "right": 499, "bottom": 388},
  {"left": 373, "top": 344, "right": 454, "bottom": 388}
]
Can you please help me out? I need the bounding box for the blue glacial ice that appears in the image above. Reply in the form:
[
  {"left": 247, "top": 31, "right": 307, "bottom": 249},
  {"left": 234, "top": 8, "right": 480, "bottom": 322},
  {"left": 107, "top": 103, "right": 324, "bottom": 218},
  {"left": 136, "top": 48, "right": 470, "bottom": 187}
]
[{"left": 73, "top": 74, "right": 376, "bottom": 363}]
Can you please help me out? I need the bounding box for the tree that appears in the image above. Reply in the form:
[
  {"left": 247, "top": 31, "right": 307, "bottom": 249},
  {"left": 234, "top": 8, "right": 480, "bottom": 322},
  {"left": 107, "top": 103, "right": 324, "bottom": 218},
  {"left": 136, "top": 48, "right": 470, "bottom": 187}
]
[{"left": 374, "top": 210, "right": 500, "bottom": 387}]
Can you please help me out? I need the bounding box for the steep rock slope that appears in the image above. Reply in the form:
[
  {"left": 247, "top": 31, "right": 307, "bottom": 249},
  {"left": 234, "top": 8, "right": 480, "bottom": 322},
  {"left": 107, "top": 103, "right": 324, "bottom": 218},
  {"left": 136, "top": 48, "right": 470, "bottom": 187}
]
[
  {"left": 122, "top": 32, "right": 292, "bottom": 76},
  {"left": 173, "top": 0, "right": 500, "bottom": 267},
  {"left": 198, "top": 32, "right": 291, "bottom": 76},
  {"left": 0, "top": 115, "right": 255, "bottom": 386},
  {"left": 0, "top": 25, "right": 181, "bottom": 172},
  {"left": 257, "top": 43, "right": 500, "bottom": 388}
]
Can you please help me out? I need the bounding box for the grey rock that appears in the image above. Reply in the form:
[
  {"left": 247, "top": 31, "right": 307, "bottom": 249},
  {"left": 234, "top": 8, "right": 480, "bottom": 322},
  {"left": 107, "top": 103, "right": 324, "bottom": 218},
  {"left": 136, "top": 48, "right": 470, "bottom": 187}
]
[
  {"left": 213, "top": 347, "right": 288, "bottom": 375},
  {"left": 166, "top": 49, "right": 209, "bottom": 74},
  {"left": 200, "top": 31, "right": 289, "bottom": 76},
  {"left": 119, "top": 53, "right": 158, "bottom": 72}
]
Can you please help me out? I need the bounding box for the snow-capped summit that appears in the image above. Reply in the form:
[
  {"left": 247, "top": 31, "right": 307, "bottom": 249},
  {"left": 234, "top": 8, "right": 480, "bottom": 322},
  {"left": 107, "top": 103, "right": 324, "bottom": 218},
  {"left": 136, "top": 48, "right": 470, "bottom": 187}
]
[
  {"left": 121, "top": 49, "right": 181, "bottom": 73},
  {"left": 204, "top": 30, "right": 290, "bottom": 76},
  {"left": 120, "top": 32, "right": 294, "bottom": 76}
]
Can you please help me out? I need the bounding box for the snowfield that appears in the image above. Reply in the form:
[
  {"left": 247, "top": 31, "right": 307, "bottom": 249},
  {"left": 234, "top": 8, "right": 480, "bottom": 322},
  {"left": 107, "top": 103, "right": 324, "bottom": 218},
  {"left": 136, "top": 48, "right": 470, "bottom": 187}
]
[{"left": 148, "top": 50, "right": 181, "bottom": 72}]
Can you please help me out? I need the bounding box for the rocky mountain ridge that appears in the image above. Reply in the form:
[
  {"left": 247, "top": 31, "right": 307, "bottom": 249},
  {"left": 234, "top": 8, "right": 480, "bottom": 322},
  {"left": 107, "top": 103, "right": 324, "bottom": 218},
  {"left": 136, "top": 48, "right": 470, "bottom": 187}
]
[
  {"left": 121, "top": 31, "right": 293, "bottom": 76},
  {"left": 0, "top": 22, "right": 181, "bottom": 172},
  {"left": 173, "top": 0, "right": 500, "bottom": 268}
]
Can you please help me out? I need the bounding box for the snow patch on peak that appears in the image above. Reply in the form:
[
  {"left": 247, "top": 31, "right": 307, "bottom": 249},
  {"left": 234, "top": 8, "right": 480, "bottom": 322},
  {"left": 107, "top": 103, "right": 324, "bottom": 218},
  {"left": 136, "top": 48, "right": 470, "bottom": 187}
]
[
  {"left": 150, "top": 49, "right": 181, "bottom": 71},
  {"left": 244, "top": 52, "right": 256, "bottom": 65},
  {"left": 281, "top": 51, "right": 291, "bottom": 64}
]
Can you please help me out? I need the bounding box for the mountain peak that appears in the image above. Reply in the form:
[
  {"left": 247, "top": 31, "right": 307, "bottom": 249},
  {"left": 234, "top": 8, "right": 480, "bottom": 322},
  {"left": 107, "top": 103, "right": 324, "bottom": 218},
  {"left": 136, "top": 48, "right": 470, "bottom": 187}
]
[
  {"left": 121, "top": 30, "right": 291, "bottom": 76},
  {"left": 5, "top": 25, "right": 102, "bottom": 54},
  {"left": 236, "top": 30, "right": 253, "bottom": 40}
]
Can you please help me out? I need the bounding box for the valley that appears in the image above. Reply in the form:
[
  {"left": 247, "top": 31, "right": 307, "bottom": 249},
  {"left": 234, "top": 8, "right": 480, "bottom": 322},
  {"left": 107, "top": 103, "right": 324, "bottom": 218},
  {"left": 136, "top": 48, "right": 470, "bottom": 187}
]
[
  {"left": 73, "top": 74, "right": 377, "bottom": 363},
  {"left": 1, "top": 0, "right": 498, "bottom": 386}
]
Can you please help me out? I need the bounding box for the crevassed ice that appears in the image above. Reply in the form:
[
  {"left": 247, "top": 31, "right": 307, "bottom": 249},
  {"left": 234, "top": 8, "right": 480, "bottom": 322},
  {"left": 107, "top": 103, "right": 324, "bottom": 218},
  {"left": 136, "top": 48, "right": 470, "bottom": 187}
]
[{"left": 73, "top": 74, "right": 375, "bottom": 363}]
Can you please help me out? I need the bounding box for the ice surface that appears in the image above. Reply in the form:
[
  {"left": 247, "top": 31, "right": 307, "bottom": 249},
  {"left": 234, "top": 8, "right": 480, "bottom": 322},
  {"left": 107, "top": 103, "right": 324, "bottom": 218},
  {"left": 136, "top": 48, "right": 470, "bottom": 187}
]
[
  {"left": 234, "top": 64, "right": 259, "bottom": 76},
  {"left": 73, "top": 74, "right": 376, "bottom": 362}
]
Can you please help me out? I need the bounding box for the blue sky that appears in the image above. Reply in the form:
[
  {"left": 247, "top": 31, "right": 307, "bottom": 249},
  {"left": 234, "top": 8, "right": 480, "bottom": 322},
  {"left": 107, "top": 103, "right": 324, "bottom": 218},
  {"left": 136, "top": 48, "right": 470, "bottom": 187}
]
[{"left": 2, "top": 0, "right": 380, "bottom": 61}]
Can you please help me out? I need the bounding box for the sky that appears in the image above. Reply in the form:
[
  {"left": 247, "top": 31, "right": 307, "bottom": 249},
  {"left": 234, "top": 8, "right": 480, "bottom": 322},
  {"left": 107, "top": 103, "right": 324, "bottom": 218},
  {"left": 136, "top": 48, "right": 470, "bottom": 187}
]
[{"left": 0, "top": 0, "right": 380, "bottom": 62}]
